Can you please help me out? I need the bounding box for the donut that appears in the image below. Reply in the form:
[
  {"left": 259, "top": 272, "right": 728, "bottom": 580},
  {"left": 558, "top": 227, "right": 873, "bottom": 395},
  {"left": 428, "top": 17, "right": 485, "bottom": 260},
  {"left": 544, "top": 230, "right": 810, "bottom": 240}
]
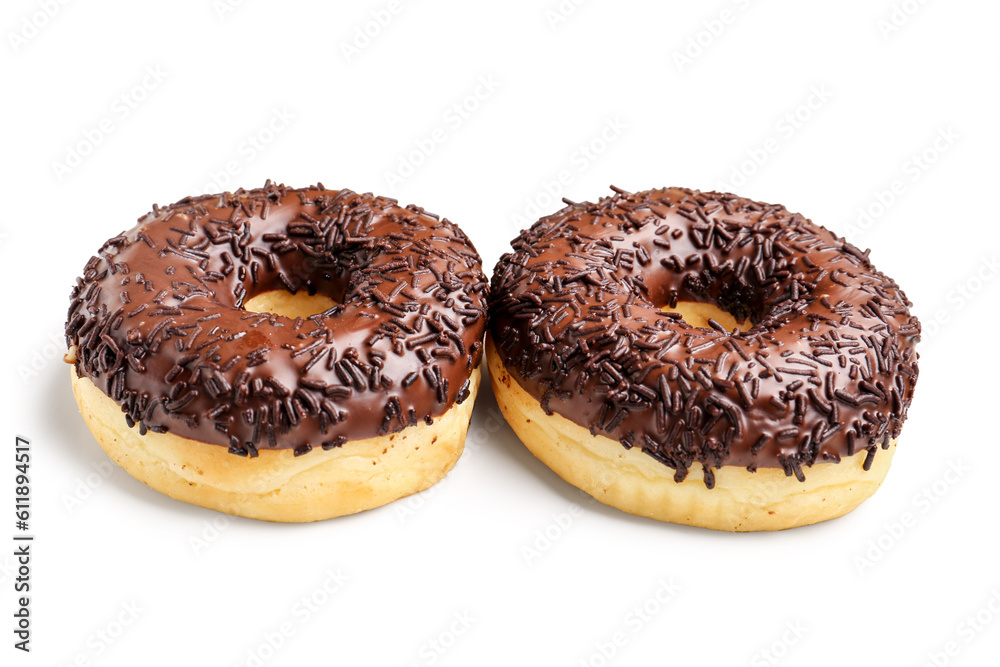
[
  {"left": 66, "top": 182, "right": 488, "bottom": 522},
  {"left": 488, "top": 186, "right": 920, "bottom": 531}
]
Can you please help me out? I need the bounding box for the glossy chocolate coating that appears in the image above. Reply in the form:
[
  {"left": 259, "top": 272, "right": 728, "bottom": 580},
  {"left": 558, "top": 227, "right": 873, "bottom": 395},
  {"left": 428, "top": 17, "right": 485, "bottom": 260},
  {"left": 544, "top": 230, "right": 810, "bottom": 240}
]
[
  {"left": 489, "top": 187, "right": 920, "bottom": 485},
  {"left": 67, "top": 183, "right": 487, "bottom": 457}
]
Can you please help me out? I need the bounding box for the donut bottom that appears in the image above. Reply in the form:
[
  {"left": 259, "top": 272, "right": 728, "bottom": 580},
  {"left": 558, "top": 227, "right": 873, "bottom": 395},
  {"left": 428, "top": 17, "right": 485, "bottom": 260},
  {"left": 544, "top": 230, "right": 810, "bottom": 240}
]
[
  {"left": 70, "top": 365, "right": 480, "bottom": 522},
  {"left": 486, "top": 336, "right": 894, "bottom": 532}
]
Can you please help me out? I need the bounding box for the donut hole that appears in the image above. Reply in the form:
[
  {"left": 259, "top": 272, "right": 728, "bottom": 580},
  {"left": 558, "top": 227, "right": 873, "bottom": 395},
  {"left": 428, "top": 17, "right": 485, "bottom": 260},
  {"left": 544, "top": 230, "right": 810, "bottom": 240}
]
[
  {"left": 243, "top": 290, "right": 340, "bottom": 319},
  {"left": 664, "top": 301, "right": 752, "bottom": 332},
  {"left": 644, "top": 256, "right": 766, "bottom": 332}
]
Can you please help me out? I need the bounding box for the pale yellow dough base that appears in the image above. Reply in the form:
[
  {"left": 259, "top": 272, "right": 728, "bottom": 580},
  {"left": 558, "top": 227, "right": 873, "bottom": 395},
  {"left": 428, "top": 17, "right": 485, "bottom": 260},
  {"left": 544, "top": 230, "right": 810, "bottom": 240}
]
[
  {"left": 70, "top": 362, "right": 480, "bottom": 523},
  {"left": 243, "top": 290, "right": 339, "bottom": 320},
  {"left": 487, "top": 336, "right": 894, "bottom": 531}
]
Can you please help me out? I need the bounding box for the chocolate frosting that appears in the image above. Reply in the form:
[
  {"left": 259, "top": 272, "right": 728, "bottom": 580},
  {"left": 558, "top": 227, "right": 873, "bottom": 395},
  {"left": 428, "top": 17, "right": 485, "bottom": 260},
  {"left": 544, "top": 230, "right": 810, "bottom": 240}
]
[
  {"left": 489, "top": 187, "right": 920, "bottom": 486},
  {"left": 67, "top": 183, "right": 487, "bottom": 457}
]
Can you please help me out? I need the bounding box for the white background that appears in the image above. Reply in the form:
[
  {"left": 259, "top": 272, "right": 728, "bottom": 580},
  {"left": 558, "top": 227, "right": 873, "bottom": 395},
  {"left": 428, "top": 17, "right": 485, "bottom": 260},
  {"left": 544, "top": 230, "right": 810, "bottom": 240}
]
[{"left": 2, "top": 1, "right": 999, "bottom": 665}]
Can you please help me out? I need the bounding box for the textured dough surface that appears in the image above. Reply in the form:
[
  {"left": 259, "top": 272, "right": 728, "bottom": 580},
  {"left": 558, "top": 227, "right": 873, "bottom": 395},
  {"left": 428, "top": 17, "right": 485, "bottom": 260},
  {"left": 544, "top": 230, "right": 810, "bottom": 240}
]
[
  {"left": 71, "top": 366, "right": 480, "bottom": 522},
  {"left": 487, "top": 336, "right": 893, "bottom": 531},
  {"left": 243, "top": 290, "right": 339, "bottom": 320}
]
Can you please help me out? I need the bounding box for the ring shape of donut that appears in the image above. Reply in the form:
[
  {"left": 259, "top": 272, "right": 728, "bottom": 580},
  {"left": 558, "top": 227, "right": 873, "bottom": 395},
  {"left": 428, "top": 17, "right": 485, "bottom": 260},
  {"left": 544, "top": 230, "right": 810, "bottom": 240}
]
[
  {"left": 66, "top": 183, "right": 488, "bottom": 522},
  {"left": 488, "top": 187, "right": 920, "bottom": 531}
]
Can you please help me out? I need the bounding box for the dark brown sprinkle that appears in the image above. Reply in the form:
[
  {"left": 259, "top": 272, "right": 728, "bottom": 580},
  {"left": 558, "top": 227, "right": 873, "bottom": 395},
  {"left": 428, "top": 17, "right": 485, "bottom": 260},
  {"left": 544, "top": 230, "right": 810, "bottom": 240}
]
[
  {"left": 488, "top": 186, "right": 919, "bottom": 486},
  {"left": 322, "top": 435, "right": 348, "bottom": 450},
  {"left": 863, "top": 447, "right": 877, "bottom": 471}
]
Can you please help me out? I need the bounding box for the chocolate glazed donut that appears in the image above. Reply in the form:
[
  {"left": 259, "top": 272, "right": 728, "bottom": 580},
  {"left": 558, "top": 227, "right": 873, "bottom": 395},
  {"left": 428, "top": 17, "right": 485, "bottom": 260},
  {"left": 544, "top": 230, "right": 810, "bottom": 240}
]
[
  {"left": 66, "top": 182, "right": 487, "bottom": 521},
  {"left": 488, "top": 186, "right": 920, "bottom": 531}
]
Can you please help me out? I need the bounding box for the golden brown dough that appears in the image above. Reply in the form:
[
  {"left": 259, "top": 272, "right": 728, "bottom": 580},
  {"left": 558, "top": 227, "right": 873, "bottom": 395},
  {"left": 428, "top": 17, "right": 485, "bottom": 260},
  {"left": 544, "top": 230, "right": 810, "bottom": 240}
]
[
  {"left": 487, "top": 337, "right": 892, "bottom": 532},
  {"left": 71, "top": 365, "right": 480, "bottom": 522}
]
